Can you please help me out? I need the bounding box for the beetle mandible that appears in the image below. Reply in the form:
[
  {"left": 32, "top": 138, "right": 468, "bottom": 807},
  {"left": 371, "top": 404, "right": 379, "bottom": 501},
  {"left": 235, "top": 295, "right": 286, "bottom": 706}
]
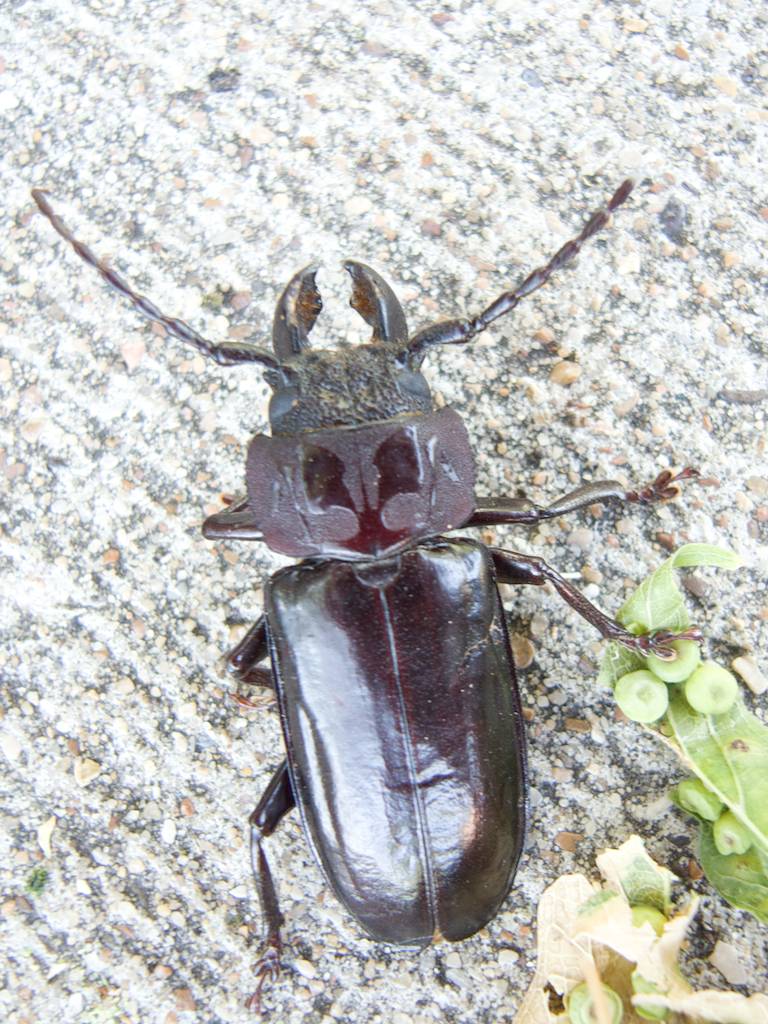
[{"left": 31, "top": 181, "right": 700, "bottom": 1011}]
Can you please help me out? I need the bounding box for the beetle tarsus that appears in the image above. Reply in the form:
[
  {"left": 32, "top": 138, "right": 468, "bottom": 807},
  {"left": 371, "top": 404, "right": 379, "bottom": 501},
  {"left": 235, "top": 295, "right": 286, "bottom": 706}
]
[
  {"left": 625, "top": 466, "right": 700, "bottom": 505},
  {"left": 631, "top": 626, "right": 704, "bottom": 660},
  {"left": 246, "top": 941, "right": 282, "bottom": 1015},
  {"left": 230, "top": 689, "right": 275, "bottom": 709},
  {"left": 246, "top": 762, "right": 295, "bottom": 1009},
  {"left": 490, "top": 548, "right": 705, "bottom": 658}
]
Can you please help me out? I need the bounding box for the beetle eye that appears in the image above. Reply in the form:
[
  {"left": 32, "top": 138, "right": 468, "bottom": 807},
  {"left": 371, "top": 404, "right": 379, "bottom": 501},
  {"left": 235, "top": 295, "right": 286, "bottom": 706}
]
[
  {"left": 268, "top": 387, "right": 300, "bottom": 431},
  {"left": 303, "top": 446, "right": 354, "bottom": 511},
  {"left": 396, "top": 369, "right": 431, "bottom": 405}
]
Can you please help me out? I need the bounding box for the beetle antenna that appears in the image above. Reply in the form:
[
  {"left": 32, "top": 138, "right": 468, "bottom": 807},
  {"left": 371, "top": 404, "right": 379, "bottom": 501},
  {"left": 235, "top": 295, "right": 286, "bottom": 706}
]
[
  {"left": 404, "top": 179, "right": 634, "bottom": 362},
  {"left": 31, "top": 189, "right": 279, "bottom": 369}
]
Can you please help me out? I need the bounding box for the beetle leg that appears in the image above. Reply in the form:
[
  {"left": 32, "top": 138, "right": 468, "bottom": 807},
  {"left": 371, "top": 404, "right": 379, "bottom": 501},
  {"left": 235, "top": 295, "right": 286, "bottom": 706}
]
[
  {"left": 404, "top": 180, "right": 634, "bottom": 362},
  {"left": 202, "top": 494, "right": 265, "bottom": 543},
  {"left": 31, "top": 190, "right": 278, "bottom": 369},
  {"left": 246, "top": 760, "right": 296, "bottom": 1014},
  {"left": 204, "top": 498, "right": 274, "bottom": 698},
  {"left": 228, "top": 616, "right": 274, "bottom": 690},
  {"left": 490, "top": 547, "right": 701, "bottom": 657},
  {"left": 468, "top": 467, "right": 700, "bottom": 527},
  {"left": 226, "top": 616, "right": 276, "bottom": 711}
]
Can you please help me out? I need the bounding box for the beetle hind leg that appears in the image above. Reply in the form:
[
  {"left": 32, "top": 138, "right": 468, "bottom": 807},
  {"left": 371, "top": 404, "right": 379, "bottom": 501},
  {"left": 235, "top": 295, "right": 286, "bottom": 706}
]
[{"left": 246, "top": 760, "right": 296, "bottom": 1013}]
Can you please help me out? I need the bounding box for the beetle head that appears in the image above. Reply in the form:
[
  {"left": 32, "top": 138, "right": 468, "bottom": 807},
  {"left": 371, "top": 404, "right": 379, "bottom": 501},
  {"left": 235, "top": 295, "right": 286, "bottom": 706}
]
[{"left": 265, "top": 262, "right": 433, "bottom": 435}]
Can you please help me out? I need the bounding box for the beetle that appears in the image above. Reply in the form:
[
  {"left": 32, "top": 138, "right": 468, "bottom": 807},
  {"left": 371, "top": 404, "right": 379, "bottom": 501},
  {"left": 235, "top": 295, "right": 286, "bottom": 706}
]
[{"left": 31, "top": 181, "right": 700, "bottom": 1011}]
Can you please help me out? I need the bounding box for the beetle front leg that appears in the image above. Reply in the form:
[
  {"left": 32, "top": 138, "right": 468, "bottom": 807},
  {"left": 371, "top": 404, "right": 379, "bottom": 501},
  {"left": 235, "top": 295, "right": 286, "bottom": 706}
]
[
  {"left": 247, "top": 760, "right": 296, "bottom": 1014},
  {"left": 203, "top": 494, "right": 265, "bottom": 543},
  {"left": 468, "top": 467, "right": 699, "bottom": 528},
  {"left": 491, "top": 547, "right": 701, "bottom": 658}
]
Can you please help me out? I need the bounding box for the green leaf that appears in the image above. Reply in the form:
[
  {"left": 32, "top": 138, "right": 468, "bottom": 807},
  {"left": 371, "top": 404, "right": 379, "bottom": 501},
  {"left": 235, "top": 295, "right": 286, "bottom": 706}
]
[
  {"left": 698, "top": 823, "right": 768, "bottom": 923},
  {"left": 619, "top": 544, "right": 741, "bottom": 631},
  {"left": 597, "top": 544, "right": 741, "bottom": 689},
  {"left": 596, "top": 835, "right": 673, "bottom": 914},
  {"left": 666, "top": 691, "right": 768, "bottom": 851}
]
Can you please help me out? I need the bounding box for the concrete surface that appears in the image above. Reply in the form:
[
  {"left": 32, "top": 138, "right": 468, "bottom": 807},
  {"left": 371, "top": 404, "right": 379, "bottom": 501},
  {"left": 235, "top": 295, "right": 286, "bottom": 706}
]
[{"left": 1, "top": 1, "right": 766, "bottom": 1021}]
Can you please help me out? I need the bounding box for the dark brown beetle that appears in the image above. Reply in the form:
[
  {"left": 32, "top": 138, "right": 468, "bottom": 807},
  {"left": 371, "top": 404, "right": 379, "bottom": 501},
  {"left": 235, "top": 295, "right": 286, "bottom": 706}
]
[{"left": 31, "top": 182, "right": 699, "bottom": 1011}]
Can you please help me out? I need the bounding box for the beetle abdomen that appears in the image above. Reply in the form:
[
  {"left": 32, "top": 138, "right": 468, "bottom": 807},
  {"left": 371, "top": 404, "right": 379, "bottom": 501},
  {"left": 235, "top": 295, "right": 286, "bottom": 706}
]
[{"left": 265, "top": 539, "right": 527, "bottom": 944}]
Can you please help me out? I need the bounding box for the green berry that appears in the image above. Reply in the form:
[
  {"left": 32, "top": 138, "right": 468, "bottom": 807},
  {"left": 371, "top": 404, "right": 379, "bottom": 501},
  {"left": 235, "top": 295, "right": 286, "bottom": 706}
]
[
  {"left": 684, "top": 662, "right": 738, "bottom": 715},
  {"left": 631, "top": 904, "right": 667, "bottom": 936},
  {"left": 632, "top": 972, "right": 669, "bottom": 1021},
  {"left": 674, "top": 777, "right": 724, "bottom": 822},
  {"left": 713, "top": 809, "right": 753, "bottom": 856},
  {"left": 615, "top": 670, "right": 669, "bottom": 723},
  {"left": 646, "top": 639, "right": 701, "bottom": 682},
  {"left": 567, "top": 981, "right": 624, "bottom": 1024}
]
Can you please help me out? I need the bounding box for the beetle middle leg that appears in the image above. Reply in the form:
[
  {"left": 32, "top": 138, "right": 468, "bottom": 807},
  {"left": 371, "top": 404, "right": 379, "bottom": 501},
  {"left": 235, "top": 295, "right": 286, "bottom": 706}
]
[
  {"left": 491, "top": 548, "right": 701, "bottom": 658},
  {"left": 204, "top": 502, "right": 274, "bottom": 706},
  {"left": 468, "top": 467, "right": 699, "bottom": 528},
  {"left": 246, "top": 760, "right": 296, "bottom": 1013},
  {"left": 226, "top": 615, "right": 276, "bottom": 708}
]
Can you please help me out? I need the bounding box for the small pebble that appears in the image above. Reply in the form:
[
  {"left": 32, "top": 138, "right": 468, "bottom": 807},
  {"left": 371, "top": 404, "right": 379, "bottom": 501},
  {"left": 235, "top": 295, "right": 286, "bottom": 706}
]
[
  {"left": 498, "top": 948, "right": 519, "bottom": 966},
  {"left": 1, "top": 734, "right": 22, "bottom": 761},
  {"left": 74, "top": 758, "right": 101, "bottom": 786},
  {"left": 568, "top": 527, "right": 592, "bottom": 551},
  {"left": 713, "top": 76, "right": 739, "bottom": 97},
  {"left": 174, "top": 988, "right": 197, "bottom": 1012},
  {"left": 511, "top": 634, "right": 535, "bottom": 669},
  {"left": 550, "top": 361, "right": 581, "bottom": 386},
  {"left": 345, "top": 196, "right": 372, "bottom": 216},
  {"left": 731, "top": 655, "right": 767, "bottom": 695},
  {"left": 555, "top": 831, "right": 583, "bottom": 852},
  {"left": 37, "top": 816, "right": 56, "bottom": 857},
  {"left": 682, "top": 575, "right": 709, "bottom": 599},
  {"left": 710, "top": 940, "right": 749, "bottom": 985},
  {"left": 294, "top": 958, "right": 316, "bottom": 979},
  {"left": 161, "top": 820, "right": 177, "bottom": 844},
  {"left": 565, "top": 718, "right": 591, "bottom": 733}
]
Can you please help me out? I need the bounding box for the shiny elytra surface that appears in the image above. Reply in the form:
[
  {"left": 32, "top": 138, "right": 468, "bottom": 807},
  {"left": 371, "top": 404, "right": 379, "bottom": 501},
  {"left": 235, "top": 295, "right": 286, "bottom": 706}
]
[{"left": 265, "top": 538, "right": 528, "bottom": 945}]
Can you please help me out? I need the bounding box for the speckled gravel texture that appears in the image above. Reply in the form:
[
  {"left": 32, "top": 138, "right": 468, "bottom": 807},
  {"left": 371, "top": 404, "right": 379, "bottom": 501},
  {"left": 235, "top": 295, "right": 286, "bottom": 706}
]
[{"left": 1, "top": 2, "right": 767, "bottom": 1022}]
